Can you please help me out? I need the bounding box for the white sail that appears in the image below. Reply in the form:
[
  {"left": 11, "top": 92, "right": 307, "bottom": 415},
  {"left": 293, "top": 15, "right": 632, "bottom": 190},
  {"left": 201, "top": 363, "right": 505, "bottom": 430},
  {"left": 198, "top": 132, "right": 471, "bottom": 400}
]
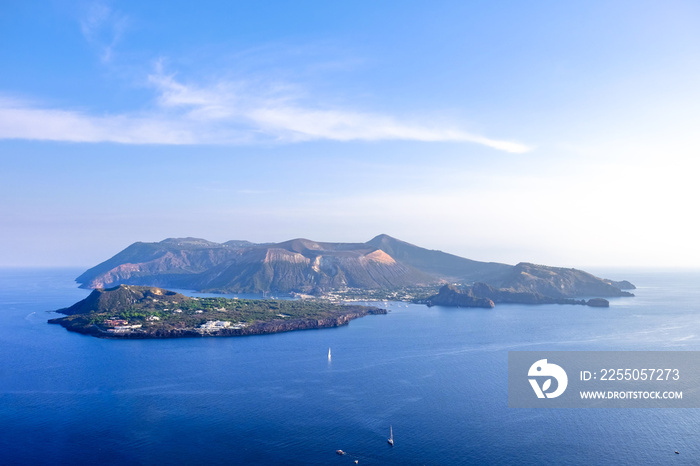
[{"left": 328, "top": 347, "right": 331, "bottom": 361}]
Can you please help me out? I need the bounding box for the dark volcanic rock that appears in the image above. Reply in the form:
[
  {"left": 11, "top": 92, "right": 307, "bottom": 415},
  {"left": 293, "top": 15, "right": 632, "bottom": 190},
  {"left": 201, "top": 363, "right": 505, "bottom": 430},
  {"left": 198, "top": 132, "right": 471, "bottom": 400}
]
[
  {"left": 471, "top": 282, "right": 565, "bottom": 305},
  {"left": 424, "top": 285, "right": 495, "bottom": 308},
  {"left": 421, "top": 282, "right": 593, "bottom": 308},
  {"left": 586, "top": 298, "right": 610, "bottom": 307}
]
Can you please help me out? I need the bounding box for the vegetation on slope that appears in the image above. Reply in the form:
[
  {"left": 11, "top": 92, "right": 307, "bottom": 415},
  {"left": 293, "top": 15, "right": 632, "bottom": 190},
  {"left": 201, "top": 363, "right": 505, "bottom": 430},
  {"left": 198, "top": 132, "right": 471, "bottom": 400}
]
[{"left": 50, "top": 285, "right": 385, "bottom": 339}]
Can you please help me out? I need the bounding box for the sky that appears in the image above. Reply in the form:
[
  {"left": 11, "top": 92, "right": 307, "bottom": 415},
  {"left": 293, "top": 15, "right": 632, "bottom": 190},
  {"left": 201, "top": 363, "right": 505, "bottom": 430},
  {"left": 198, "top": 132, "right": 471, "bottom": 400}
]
[{"left": 1, "top": 0, "right": 700, "bottom": 269}]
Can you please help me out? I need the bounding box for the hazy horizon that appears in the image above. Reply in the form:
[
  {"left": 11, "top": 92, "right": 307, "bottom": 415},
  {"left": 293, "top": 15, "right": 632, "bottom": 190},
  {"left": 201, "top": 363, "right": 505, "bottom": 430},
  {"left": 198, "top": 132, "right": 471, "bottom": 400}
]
[
  {"left": 2, "top": 233, "right": 697, "bottom": 273},
  {"left": 2, "top": 1, "right": 699, "bottom": 268}
]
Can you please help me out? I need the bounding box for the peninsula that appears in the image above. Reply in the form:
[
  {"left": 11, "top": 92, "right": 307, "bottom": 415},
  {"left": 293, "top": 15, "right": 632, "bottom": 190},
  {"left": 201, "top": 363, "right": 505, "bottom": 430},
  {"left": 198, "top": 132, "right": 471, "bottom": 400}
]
[{"left": 49, "top": 285, "right": 386, "bottom": 339}]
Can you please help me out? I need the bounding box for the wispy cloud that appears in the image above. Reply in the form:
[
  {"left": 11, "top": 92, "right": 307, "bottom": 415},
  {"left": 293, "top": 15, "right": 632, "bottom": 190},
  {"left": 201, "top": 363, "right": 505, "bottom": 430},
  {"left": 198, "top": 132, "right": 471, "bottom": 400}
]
[
  {"left": 148, "top": 70, "right": 532, "bottom": 152},
  {"left": 0, "top": 97, "right": 195, "bottom": 144},
  {"left": 80, "top": 2, "right": 128, "bottom": 63},
  {"left": 0, "top": 69, "right": 532, "bottom": 152}
]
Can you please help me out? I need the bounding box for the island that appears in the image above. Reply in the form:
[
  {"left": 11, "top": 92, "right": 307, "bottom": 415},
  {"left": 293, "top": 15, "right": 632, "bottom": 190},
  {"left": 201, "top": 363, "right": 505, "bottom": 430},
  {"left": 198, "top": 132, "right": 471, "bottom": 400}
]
[
  {"left": 73, "top": 234, "right": 635, "bottom": 305},
  {"left": 54, "top": 235, "right": 635, "bottom": 335},
  {"left": 49, "top": 285, "right": 386, "bottom": 339},
  {"left": 419, "top": 283, "right": 613, "bottom": 308}
]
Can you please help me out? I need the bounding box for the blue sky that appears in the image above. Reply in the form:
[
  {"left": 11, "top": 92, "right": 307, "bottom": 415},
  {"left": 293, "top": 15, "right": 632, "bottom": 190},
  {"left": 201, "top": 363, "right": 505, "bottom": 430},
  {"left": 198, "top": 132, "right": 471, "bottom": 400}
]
[{"left": 2, "top": 0, "right": 699, "bottom": 268}]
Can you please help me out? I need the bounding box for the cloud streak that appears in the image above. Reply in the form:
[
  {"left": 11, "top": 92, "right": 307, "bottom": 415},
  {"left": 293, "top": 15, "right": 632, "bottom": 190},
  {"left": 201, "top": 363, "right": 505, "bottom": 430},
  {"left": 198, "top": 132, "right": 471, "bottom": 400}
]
[
  {"left": 0, "top": 71, "right": 532, "bottom": 152},
  {"left": 80, "top": 2, "right": 128, "bottom": 63},
  {"left": 0, "top": 97, "right": 195, "bottom": 144}
]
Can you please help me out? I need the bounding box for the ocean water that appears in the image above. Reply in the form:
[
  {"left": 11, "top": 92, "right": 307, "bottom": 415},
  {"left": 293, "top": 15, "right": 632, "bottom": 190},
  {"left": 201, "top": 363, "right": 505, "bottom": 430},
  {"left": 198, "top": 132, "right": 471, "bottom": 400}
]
[{"left": 1, "top": 268, "right": 700, "bottom": 465}]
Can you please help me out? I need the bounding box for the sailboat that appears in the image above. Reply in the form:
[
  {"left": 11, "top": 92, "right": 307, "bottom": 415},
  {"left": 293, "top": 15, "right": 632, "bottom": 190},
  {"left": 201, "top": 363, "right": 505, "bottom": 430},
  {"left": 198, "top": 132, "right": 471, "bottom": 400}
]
[
  {"left": 387, "top": 425, "right": 394, "bottom": 446},
  {"left": 328, "top": 347, "right": 331, "bottom": 362}
]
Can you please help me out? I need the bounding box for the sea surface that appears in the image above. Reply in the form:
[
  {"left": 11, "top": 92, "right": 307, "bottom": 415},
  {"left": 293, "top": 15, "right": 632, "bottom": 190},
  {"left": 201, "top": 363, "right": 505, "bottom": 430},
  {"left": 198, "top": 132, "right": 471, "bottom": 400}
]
[{"left": 1, "top": 268, "right": 700, "bottom": 465}]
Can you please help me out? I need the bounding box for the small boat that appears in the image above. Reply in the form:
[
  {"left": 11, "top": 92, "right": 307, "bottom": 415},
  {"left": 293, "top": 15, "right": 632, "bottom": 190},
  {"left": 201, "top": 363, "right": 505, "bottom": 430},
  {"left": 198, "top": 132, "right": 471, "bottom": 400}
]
[
  {"left": 336, "top": 450, "right": 345, "bottom": 455},
  {"left": 675, "top": 451, "right": 680, "bottom": 454},
  {"left": 387, "top": 425, "right": 394, "bottom": 446},
  {"left": 328, "top": 347, "right": 331, "bottom": 362}
]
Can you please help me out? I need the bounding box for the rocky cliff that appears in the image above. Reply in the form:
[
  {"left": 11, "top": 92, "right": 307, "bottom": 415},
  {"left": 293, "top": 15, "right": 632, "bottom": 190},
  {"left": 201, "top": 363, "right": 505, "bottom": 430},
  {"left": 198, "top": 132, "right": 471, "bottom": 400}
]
[
  {"left": 50, "top": 307, "right": 387, "bottom": 339},
  {"left": 423, "top": 284, "right": 495, "bottom": 308},
  {"left": 489, "top": 263, "right": 634, "bottom": 298},
  {"left": 423, "top": 283, "right": 611, "bottom": 308}
]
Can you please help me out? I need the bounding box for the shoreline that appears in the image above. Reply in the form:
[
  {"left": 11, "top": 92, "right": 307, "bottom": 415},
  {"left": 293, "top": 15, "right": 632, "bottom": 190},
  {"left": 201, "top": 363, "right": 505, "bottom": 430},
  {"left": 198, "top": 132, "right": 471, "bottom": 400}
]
[{"left": 48, "top": 307, "right": 387, "bottom": 340}]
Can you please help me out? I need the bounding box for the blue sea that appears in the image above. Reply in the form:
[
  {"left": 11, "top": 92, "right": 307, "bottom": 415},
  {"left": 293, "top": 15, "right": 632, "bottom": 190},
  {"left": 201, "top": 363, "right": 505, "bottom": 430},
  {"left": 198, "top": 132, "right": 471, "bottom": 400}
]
[{"left": 1, "top": 268, "right": 700, "bottom": 465}]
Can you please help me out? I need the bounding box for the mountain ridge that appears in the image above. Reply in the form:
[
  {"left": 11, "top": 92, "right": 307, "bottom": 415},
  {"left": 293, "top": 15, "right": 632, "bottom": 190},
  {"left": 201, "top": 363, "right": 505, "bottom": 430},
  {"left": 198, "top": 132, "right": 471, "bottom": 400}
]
[{"left": 76, "top": 235, "right": 634, "bottom": 300}]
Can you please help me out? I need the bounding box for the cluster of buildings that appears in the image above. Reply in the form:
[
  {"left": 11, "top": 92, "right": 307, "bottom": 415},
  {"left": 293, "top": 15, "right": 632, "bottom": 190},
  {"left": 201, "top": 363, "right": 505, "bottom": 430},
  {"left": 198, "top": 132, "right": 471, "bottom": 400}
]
[
  {"left": 199, "top": 320, "right": 232, "bottom": 330},
  {"left": 198, "top": 320, "right": 248, "bottom": 331},
  {"left": 103, "top": 317, "right": 142, "bottom": 333},
  {"left": 104, "top": 318, "right": 128, "bottom": 327},
  {"left": 101, "top": 315, "right": 247, "bottom": 335}
]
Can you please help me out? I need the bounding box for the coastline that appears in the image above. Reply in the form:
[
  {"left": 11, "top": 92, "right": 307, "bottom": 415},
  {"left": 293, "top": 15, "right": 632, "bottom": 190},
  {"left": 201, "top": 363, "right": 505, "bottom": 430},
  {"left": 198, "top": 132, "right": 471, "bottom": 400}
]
[{"left": 48, "top": 305, "right": 387, "bottom": 339}]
